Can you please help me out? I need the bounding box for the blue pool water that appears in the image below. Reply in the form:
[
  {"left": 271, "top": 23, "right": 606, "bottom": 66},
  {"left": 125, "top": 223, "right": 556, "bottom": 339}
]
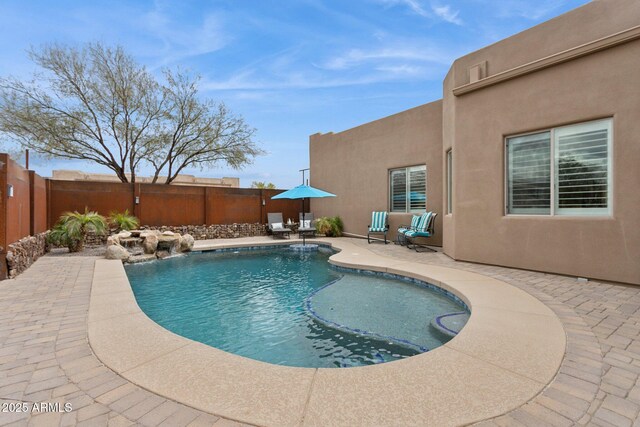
[{"left": 125, "top": 246, "right": 467, "bottom": 368}]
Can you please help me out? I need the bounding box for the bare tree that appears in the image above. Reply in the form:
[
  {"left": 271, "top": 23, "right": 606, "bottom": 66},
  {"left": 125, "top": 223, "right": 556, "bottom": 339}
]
[
  {"left": 0, "top": 43, "right": 261, "bottom": 183},
  {"left": 148, "top": 70, "right": 261, "bottom": 184}
]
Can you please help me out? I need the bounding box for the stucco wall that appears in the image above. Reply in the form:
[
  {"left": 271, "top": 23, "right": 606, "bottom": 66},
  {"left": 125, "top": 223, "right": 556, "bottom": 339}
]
[
  {"left": 451, "top": 0, "right": 640, "bottom": 88},
  {"left": 443, "top": 1, "right": 640, "bottom": 284},
  {"left": 310, "top": 101, "right": 443, "bottom": 245}
]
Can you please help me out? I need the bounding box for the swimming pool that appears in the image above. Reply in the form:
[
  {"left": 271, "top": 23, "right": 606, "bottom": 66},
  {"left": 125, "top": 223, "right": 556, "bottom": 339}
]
[{"left": 125, "top": 246, "right": 468, "bottom": 368}]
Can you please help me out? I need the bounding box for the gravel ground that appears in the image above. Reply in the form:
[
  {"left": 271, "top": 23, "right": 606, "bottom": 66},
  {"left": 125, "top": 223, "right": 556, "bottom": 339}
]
[{"left": 46, "top": 245, "right": 106, "bottom": 257}]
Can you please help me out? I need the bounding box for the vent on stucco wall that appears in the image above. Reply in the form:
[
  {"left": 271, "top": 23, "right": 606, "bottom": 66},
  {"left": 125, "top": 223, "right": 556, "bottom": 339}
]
[{"left": 469, "top": 61, "right": 487, "bottom": 83}]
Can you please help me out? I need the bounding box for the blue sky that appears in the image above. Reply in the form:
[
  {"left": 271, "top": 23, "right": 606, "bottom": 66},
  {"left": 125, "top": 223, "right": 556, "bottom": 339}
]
[{"left": 0, "top": 0, "right": 589, "bottom": 188}]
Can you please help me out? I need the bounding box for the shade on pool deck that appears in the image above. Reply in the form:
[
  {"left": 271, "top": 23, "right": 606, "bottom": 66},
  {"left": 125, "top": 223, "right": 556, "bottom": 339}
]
[{"left": 0, "top": 236, "right": 635, "bottom": 426}]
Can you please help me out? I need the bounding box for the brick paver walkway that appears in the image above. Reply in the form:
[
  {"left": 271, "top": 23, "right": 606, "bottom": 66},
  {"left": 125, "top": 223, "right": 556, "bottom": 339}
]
[
  {"left": 360, "top": 240, "right": 640, "bottom": 427},
  {"left": 0, "top": 256, "right": 249, "bottom": 427},
  {"left": 1, "top": 240, "right": 639, "bottom": 426}
]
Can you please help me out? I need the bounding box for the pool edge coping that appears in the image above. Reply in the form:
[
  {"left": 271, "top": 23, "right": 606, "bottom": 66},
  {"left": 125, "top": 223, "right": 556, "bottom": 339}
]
[{"left": 88, "top": 237, "right": 567, "bottom": 427}]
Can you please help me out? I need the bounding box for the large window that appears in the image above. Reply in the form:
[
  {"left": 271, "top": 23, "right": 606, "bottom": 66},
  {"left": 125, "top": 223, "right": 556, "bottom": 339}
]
[
  {"left": 506, "top": 118, "right": 612, "bottom": 216},
  {"left": 390, "top": 165, "right": 426, "bottom": 213},
  {"left": 446, "top": 150, "right": 453, "bottom": 214}
]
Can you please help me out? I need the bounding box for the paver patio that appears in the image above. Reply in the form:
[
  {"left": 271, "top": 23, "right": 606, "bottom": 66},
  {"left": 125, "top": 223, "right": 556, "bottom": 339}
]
[{"left": 1, "top": 237, "right": 639, "bottom": 426}]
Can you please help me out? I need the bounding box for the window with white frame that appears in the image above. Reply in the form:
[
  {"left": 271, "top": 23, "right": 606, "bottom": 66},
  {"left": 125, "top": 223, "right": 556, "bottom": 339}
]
[
  {"left": 446, "top": 150, "right": 453, "bottom": 214},
  {"left": 506, "top": 118, "right": 612, "bottom": 216},
  {"left": 389, "top": 165, "right": 426, "bottom": 213}
]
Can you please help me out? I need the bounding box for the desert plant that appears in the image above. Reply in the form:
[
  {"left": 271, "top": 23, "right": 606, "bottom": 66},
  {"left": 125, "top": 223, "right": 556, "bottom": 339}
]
[
  {"left": 316, "top": 216, "right": 343, "bottom": 237},
  {"left": 108, "top": 210, "right": 140, "bottom": 232},
  {"left": 46, "top": 222, "right": 77, "bottom": 251},
  {"left": 46, "top": 208, "right": 107, "bottom": 252},
  {"left": 332, "top": 216, "right": 344, "bottom": 234}
]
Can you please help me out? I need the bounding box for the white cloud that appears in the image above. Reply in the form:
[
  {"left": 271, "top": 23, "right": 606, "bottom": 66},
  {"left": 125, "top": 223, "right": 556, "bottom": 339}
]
[
  {"left": 139, "top": 3, "right": 228, "bottom": 66},
  {"left": 375, "top": 0, "right": 462, "bottom": 24},
  {"left": 320, "top": 43, "right": 455, "bottom": 71},
  {"left": 200, "top": 73, "right": 383, "bottom": 91},
  {"left": 398, "top": 0, "right": 432, "bottom": 18},
  {"left": 375, "top": 64, "right": 426, "bottom": 76},
  {"left": 475, "top": 0, "right": 567, "bottom": 20},
  {"left": 431, "top": 4, "right": 463, "bottom": 25},
  {"left": 200, "top": 33, "right": 458, "bottom": 92}
]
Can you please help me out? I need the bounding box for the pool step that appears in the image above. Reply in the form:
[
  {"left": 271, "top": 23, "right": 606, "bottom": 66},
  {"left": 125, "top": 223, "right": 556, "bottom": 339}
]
[{"left": 431, "top": 312, "right": 470, "bottom": 337}]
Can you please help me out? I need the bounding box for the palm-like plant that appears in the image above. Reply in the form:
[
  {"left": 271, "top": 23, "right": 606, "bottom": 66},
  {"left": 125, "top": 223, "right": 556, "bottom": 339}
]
[
  {"left": 316, "top": 216, "right": 343, "bottom": 237},
  {"left": 47, "top": 222, "right": 75, "bottom": 251},
  {"left": 251, "top": 181, "right": 276, "bottom": 189},
  {"left": 47, "top": 208, "right": 107, "bottom": 252},
  {"left": 108, "top": 210, "right": 140, "bottom": 232}
]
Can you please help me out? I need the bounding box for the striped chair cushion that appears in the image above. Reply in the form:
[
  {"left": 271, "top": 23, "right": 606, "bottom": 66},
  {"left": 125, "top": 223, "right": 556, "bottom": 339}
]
[
  {"left": 398, "top": 215, "right": 422, "bottom": 235},
  {"left": 369, "top": 211, "right": 388, "bottom": 232},
  {"left": 406, "top": 212, "right": 433, "bottom": 238},
  {"left": 405, "top": 230, "right": 431, "bottom": 238},
  {"left": 416, "top": 212, "right": 432, "bottom": 231}
]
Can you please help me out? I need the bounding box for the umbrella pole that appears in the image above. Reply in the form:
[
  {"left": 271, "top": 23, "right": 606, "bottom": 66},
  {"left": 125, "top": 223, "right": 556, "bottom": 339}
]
[{"left": 302, "top": 198, "right": 305, "bottom": 246}]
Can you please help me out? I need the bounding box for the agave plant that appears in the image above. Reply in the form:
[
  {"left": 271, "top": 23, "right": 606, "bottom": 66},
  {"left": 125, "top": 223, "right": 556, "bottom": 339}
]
[
  {"left": 47, "top": 208, "right": 107, "bottom": 252},
  {"left": 108, "top": 209, "right": 140, "bottom": 232}
]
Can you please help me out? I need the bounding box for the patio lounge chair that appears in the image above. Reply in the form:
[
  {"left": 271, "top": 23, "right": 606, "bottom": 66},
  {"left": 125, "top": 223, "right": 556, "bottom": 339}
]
[
  {"left": 367, "top": 211, "right": 389, "bottom": 244},
  {"left": 298, "top": 213, "right": 316, "bottom": 238},
  {"left": 396, "top": 214, "right": 422, "bottom": 246},
  {"left": 405, "top": 212, "right": 438, "bottom": 252},
  {"left": 267, "top": 212, "right": 292, "bottom": 239}
]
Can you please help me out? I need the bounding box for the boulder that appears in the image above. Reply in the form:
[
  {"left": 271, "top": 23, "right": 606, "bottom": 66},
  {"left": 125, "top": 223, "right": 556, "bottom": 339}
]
[
  {"left": 143, "top": 234, "right": 158, "bottom": 254},
  {"left": 118, "top": 231, "right": 132, "bottom": 239},
  {"left": 156, "top": 250, "right": 170, "bottom": 259},
  {"left": 129, "top": 230, "right": 142, "bottom": 237},
  {"left": 162, "top": 231, "right": 175, "bottom": 236},
  {"left": 139, "top": 230, "right": 161, "bottom": 239},
  {"left": 180, "top": 234, "right": 195, "bottom": 252},
  {"left": 127, "top": 254, "right": 157, "bottom": 264},
  {"left": 105, "top": 245, "right": 130, "bottom": 261},
  {"left": 106, "top": 235, "right": 119, "bottom": 246},
  {"left": 157, "top": 235, "right": 180, "bottom": 253},
  {"left": 119, "top": 237, "right": 142, "bottom": 248}
]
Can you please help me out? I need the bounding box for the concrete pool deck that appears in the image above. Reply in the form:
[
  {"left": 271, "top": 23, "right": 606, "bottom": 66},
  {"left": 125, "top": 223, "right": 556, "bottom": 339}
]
[
  {"left": 88, "top": 237, "right": 564, "bottom": 426},
  {"left": 1, "top": 236, "right": 638, "bottom": 426}
]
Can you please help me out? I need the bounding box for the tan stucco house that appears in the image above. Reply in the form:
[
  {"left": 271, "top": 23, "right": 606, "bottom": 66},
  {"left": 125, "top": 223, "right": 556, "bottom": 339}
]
[{"left": 310, "top": 0, "right": 640, "bottom": 285}]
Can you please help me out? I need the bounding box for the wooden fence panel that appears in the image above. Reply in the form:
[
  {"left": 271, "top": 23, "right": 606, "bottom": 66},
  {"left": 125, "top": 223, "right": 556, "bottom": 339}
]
[
  {"left": 6, "top": 157, "right": 31, "bottom": 245},
  {"left": 48, "top": 180, "right": 134, "bottom": 227},
  {"left": 205, "top": 187, "right": 262, "bottom": 225},
  {"left": 138, "top": 184, "right": 206, "bottom": 226},
  {"left": 263, "top": 189, "right": 302, "bottom": 224},
  {"left": 42, "top": 175, "right": 301, "bottom": 229},
  {"left": 30, "top": 172, "right": 47, "bottom": 235}
]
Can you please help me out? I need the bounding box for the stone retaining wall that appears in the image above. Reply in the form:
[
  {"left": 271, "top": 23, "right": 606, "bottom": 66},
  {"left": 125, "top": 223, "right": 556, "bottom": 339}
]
[
  {"left": 84, "top": 223, "right": 268, "bottom": 245},
  {"left": 142, "top": 223, "right": 268, "bottom": 240},
  {"left": 6, "top": 232, "right": 49, "bottom": 278},
  {"left": 85, "top": 231, "right": 109, "bottom": 246}
]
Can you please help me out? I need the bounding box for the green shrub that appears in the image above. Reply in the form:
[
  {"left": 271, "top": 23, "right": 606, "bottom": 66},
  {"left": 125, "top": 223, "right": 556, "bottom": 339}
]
[
  {"left": 47, "top": 222, "right": 77, "bottom": 251},
  {"left": 47, "top": 208, "right": 107, "bottom": 252},
  {"left": 108, "top": 209, "right": 140, "bottom": 232},
  {"left": 316, "top": 216, "right": 343, "bottom": 237}
]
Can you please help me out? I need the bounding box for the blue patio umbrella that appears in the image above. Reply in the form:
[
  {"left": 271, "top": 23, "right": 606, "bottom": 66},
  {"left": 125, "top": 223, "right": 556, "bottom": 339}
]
[
  {"left": 271, "top": 184, "right": 336, "bottom": 245},
  {"left": 271, "top": 184, "right": 336, "bottom": 200}
]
